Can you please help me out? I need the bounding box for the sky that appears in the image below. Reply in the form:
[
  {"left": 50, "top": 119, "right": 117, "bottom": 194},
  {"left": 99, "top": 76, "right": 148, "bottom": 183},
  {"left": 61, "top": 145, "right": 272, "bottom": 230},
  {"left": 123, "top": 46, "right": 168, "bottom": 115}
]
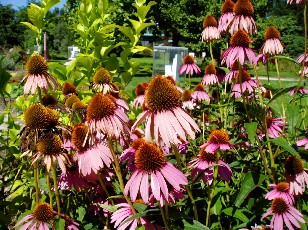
[{"left": 1, "top": 0, "right": 66, "bottom": 9}]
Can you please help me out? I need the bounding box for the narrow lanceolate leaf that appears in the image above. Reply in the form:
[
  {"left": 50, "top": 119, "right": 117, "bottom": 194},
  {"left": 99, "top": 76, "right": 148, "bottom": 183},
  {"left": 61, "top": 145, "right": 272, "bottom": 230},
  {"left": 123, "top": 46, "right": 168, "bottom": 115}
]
[
  {"left": 270, "top": 138, "right": 300, "bottom": 157},
  {"left": 235, "top": 172, "right": 267, "bottom": 207},
  {"left": 286, "top": 105, "right": 300, "bottom": 136},
  {"left": 269, "top": 55, "right": 297, "bottom": 63},
  {"left": 268, "top": 86, "right": 298, "bottom": 104},
  {"left": 183, "top": 220, "right": 210, "bottom": 230},
  {"left": 222, "top": 207, "right": 249, "bottom": 223},
  {"left": 244, "top": 122, "right": 258, "bottom": 145}
]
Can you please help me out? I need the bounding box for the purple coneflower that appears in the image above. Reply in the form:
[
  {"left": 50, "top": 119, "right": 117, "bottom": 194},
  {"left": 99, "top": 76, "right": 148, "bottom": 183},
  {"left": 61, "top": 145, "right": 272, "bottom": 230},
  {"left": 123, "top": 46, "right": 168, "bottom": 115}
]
[
  {"left": 218, "top": 0, "right": 235, "bottom": 34},
  {"left": 132, "top": 75, "right": 200, "bottom": 148},
  {"left": 181, "top": 90, "right": 195, "bottom": 110},
  {"left": 284, "top": 156, "right": 308, "bottom": 195},
  {"left": 71, "top": 123, "right": 113, "bottom": 176},
  {"left": 265, "top": 182, "right": 295, "bottom": 205},
  {"left": 288, "top": 87, "right": 308, "bottom": 96},
  {"left": 120, "top": 138, "right": 146, "bottom": 171},
  {"left": 192, "top": 83, "right": 210, "bottom": 102},
  {"left": 15, "top": 203, "right": 55, "bottom": 230},
  {"left": 61, "top": 214, "right": 79, "bottom": 230},
  {"left": 179, "top": 55, "right": 201, "bottom": 76},
  {"left": 228, "top": 0, "right": 257, "bottom": 35},
  {"left": 224, "top": 61, "right": 240, "bottom": 84},
  {"left": 261, "top": 197, "right": 305, "bottom": 229},
  {"left": 166, "top": 75, "right": 184, "bottom": 93},
  {"left": 296, "top": 49, "right": 308, "bottom": 64},
  {"left": 111, "top": 202, "right": 158, "bottom": 230},
  {"left": 92, "top": 67, "right": 118, "bottom": 94},
  {"left": 86, "top": 93, "right": 130, "bottom": 140},
  {"left": 200, "top": 129, "right": 233, "bottom": 153},
  {"left": 265, "top": 116, "right": 286, "bottom": 139},
  {"left": 190, "top": 147, "right": 232, "bottom": 184},
  {"left": 201, "top": 64, "right": 219, "bottom": 85},
  {"left": 149, "top": 188, "right": 185, "bottom": 207},
  {"left": 201, "top": 15, "right": 220, "bottom": 42},
  {"left": 297, "top": 137, "right": 308, "bottom": 150},
  {"left": 124, "top": 141, "right": 188, "bottom": 203},
  {"left": 132, "top": 83, "right": 148, "bottom": 109},
  {"left": 221, "top": 29, "right": 256, "bottom": 68},
  {"left": 21, "top": 54, "right": 58, "bottom": 94},
  {"left": 230, "top": 70, "right": 258, "bottom": 98},
  {"left": 261, "top": 26, "right": 284, "bottom": 57}
]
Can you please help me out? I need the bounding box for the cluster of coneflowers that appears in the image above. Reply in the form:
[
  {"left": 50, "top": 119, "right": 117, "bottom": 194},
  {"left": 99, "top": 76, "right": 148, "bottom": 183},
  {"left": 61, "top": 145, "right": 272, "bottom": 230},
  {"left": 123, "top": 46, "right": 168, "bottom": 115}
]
[{"left": 13, "top": 0, "right": 308, "bottom": 230}]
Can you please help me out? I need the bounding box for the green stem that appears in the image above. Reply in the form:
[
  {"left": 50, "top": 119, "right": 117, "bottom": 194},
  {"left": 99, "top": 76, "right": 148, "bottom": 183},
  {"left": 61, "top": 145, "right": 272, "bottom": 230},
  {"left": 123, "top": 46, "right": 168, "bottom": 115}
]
[
  {"left": 275, "top": 59, "right": 285, "bottom": 117},
  {"left": 159, "top": 205, "right": 170, "bottom": 230},
  {"left": 238, "top": 64, "right": 251, "bottom": 122},
  {"left": 209, "top": 41, "right": 214, "bottom": 65},
  {"left": 51, "top": 162, "right": 61, "bottom": 215},
  {"left": 46, "top": 168, "right": 53, "bottom": 207},
  {"left": 188, "top": 73, "right": 191, "bottom": 90},
  {"left": 34, "top": 162, "right": 40, "bottom": 205},
  {"left": 98, "top": 175, "right": 114, "bottom": 206},
  {"left": 37, "top": 88, "right": 43, "bottom": 104}
]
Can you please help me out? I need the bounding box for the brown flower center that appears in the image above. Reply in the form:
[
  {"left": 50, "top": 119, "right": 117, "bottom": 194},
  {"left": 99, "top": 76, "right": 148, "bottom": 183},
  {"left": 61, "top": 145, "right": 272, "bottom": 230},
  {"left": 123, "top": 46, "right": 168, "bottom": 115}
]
[
  {"left": 262, "top": 90, "right": 272, "bottom": 99},
  {"left": 209, "top": 129, "right": 230, "bottom": 144},
  {"left": 266, "top": 117, "right": 273, "bottom": 127},
  {"left": 284, "top": 156, "right": 304, "bottom": 175},
  {"left": 135, "top": 142, "right": 166, "bottom": 172},
  {"left": 200, "top": 147, "right": 217, "bottom": 162},
  {"left": 26, "top": 55, "right": 48, "bottom": 76},
  {"left": 183, "top": 55, "right": 195, "bottom": 64},
  {"left": 182, "top": 90, "right": 192, "bottom": 101},
  {"left": 145, "top": 75, "right": 180, "bottom": 113},
  {"left": 235, "top": 70, "right": 251, "bottom": 83},
  {"left": 65, "top": 95, "right": 80, "bottom": 109},
  {"left": 231, "top": 61, "right": 240, "bottom": 71},
  {"left": 24, "top": 104, "right": 51, "bottom": 129},
  {"left": 86, "top": 93, "right": 116, "bottom": 122},
  {"left": 166, "top": 76, "right": 177, "bottom": 86},
  {"left": 233, "top": 0, "right": 254, "bottom": 16},
  {"left": 93, "top": 67, "right": 112, "bottom": 84},
  {"left": 42, "top": 94, "right": 57, "bottom": 107},
  {"left": 72, "top": 101, "right": 87, "bottom": 111},
  {"left": 222, "top": 0, "right": 235, "bottom": 13},
  {"left": 195, "top": 83, "right": 205, "bottom": 92},
  {"left": 36, "top": 134, "right": 63, "bottom": 156},
  {"left": 264, "top": 26, "right": 281, "bottom": 40},
  {"left": 203, "top": 15, "right": 217, "bottom": 28},
  {"left": 205, "top": 64, "right": 217, "bottom": 75},
  {"left": 131, "top": 138, "right": 146, "bottom": 150},
  {"left": 135, "top": 84, "right": 146, "bottom": 96},
  {"left": 33, "top": 203, "right": 54, "bottom": 222},
  {"left": 230, "top": 29, "right": 251, "bottom": 47},
  {"left": 46, "top": 108, "right": 59, "bottom": 127},
  {"left": 62, "top": 82, "right": 76, "bottom": 95},
  {"left": 276, "top": 182, "right": 289, "bottom": 192},
  {"left": 71, "top": 124, "right": 90, "bottom": 151},
  {"left": 271, "top": 198, "right": 289, "bottom": 214}
]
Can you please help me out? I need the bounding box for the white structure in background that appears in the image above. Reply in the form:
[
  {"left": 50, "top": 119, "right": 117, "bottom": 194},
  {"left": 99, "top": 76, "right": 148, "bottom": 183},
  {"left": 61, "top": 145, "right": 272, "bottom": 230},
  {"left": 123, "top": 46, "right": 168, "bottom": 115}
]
[
  {"left": 64, "top": 46, "right": 80, "bottom": 66},
  {"left": 153, "top": 46, "right": 188, "bottom": 81}
]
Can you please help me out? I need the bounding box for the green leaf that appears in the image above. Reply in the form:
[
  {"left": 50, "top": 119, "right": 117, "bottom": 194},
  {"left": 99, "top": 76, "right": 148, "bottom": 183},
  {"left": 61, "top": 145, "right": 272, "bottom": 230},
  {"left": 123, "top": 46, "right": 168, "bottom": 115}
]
[
  {"left": 77, "top": 206, "right": 86, "bottom": 222},
  {"left": 235, "top": 172, "right": 267, "bottom": 207},
  {"left": 98, "top": 204, "right": 118, "bottom": 212},
  {"left": 42, "top": 0, "right": 60, "bottom": 15},
  {"left": 20, "top": 22, "right": 39, "bottom": 36},
  {"left": 133, "top": 203, "right": 148, "bottom": 213},
  {"left": 105, "top": 55, "right": 119, "bottom": 71},
  {"left": 118, "top": 26, "right": 135, "bottom": 43},
  {"left": 0, "top": 64, "right": 12, "bottom": 93},
  {"left": 28, "top": 3, "right": 44, "bottom": 29},
  {"left": 269, "top": 55, "right": 297, "bottom": 63},
  {"left": 222, "top": 207, "right": 249, "bottom": 222},
  {"left": 120, "top": 212, "right": 148, "bottom": 227},
  {"left": 270, "top": 138, "right": 300, "bottom": 157},
  {"left": 134, "top": 1, "right": 156, "bottom": 21},
  {"left": 183, "top": 219, "right": 210, "bottom": 230},
  {"left": 286, "top": 105, "right": 300, "bottom": 136},
  {"left": 244, "top": 122, "right": 258, "bottom": 145},
  {"left": 98, "top": 0, "right": 108, "bottom": 15},
  {"left": 268, "top": 85, "right": 298, "bottom": 104},
  {"left": 54, "top": 218, "right": 65, "bottom": 230},
  {"left": 49, "top": 62, "right": 67, "bottom": 81}
]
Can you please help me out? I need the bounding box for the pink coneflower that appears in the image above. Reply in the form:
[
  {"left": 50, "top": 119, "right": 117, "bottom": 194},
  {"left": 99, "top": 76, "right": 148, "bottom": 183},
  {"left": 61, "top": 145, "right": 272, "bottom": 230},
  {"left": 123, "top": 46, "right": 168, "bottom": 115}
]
[
  {"left": 86, "top": 93, "right": 130, "bottom": 140},
  {"left": 287, "top": 0, "right": 307, "bottom": 4},
  {"left": 200, "top": 129, "right": 233, "bottom": 153},
  {"left": 224, "top": 61, "right": 240, "bottom": 83},
  {"left": 288, "top": 87, "right": 308, "bottom": 96},
  {"left": 21, "top": 54, "right": 58, "bottom": 94},
  {"left": 297, "top": 137, "right": 308, "bottom": 150},
  {"left": 261, "top": 197, "right": 305, "bottom": 229},
  {"left": 166, "top": 75, "right": 184, "bottom": 93},
  {"left": 132, "top": 75, "right": 200, "bottom": 148},
  {"left": 221, "top": 29, "right": 256, "bottom": 68},
  {"left": 230, "top": 70, "right": 258, "bottom": 98},
  {"left": 192, "top": 83, "right": 210, "bottom": 102},
  {"left": 296, "top": 49, "right": 308, "bottom": 64},
  {"left": 58, "top": 154, "right": 90, "bottom": 192},
  {"left": 15, "top": 203, "right": 55, "bottom": 229},
  {"left": 228, "top": 0, "right": 257, "bottom": 35},
  {"left": 179, "top": 55, "right": 201, "bottom": 76},
  {"left": 201, "top": 64, "right": 219, "bottom": 85},
  {"left": 92, "top": 67, "right": 118, "bottom": 94},
  {"left": 132, "top": 83, "right": 148, "bottom": 109},
  {"left": 149, "top": 188, "right": 185, "bottom": 207},
  {"left": 190, "top": 147, "right": 232, "bottom": 184},
  {"left": 261, "top": 26, "right": 284, "bottom": 57},
  {"left": 265, "top": 182, "right": 295, "bottom": 205},
  {"left": 181, "top": 90, "right": 195, "bottom": 110},
  {"left": 218, "top": 0, "right": 235, "bottom": 33},
  {"left": 110, "top": 202, "right": 158, "bottom": 230},
  {"left": 71, "top": 123, "right": 113, "bottom": 176},
  {"left": 120, "top": 138, "right": 146, "bottom": 171},
  {"left": 265, "top": 116, "right": 286, "bottom": 139},
  {"left": 61, "top": 214, "right": 79, "bottom": 230},
  {"left": 201, "top": 15, "right": 221, "bottom": 42},
  {"left": 284, "top": 155, "right": 308, "bottom": 195},
  {"left": 124, "top": 141, "right": 188, "bottom": 203}
]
